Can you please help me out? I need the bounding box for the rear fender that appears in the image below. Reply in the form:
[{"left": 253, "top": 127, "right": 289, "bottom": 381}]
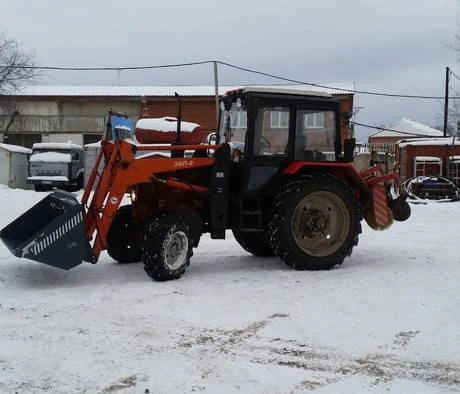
[{"left": 283, "top": 162, "right": 369, "bottom": 198}]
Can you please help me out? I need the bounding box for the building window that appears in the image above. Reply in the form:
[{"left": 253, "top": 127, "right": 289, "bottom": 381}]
[
  {"left": 231, "top": 110, "right": 247, "bottom": 129},
  {"left": 270, "top": 110, "right": 289, "bottom": 128},
  {"left": 305, "top": 112, "right": 324, "bottom": 128}
]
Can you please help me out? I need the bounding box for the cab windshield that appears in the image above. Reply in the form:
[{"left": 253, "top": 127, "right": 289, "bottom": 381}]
[{"left": 219, "top": 102, "right": 247, "bottom": 147}]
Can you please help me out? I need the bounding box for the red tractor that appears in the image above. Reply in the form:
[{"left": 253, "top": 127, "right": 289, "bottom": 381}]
[{"left": 0, "top": 87, "right": 410, "bottom": 281}]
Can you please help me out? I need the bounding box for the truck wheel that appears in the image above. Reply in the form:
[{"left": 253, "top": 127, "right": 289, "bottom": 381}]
[
  {"left": 232, "top": 228, "right": 275, "bottom": 257},
  {"left": 76, "top": 173, "right": 84, "bottom": 190},
  {"left": 141, "top": 215, "right": 192, "bottom": 281},
  {"left": 34, "top": 184, "right": 51, "bottom": 192},
  {"left": 107, "top": 205, "right": 142, "bottom": 263},
  {"left": 268, "top": 176, "right": 361, "bottom": 270}
]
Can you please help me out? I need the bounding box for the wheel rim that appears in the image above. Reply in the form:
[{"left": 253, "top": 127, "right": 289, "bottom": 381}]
[
  {"left": 164, "top": 230, "right": 189, "bottom": 270},
  {"left": 291, "top": 191, "right": 350, "bottom": 257}
]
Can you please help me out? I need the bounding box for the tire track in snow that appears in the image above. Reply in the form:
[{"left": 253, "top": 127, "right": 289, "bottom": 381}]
[{"left": 177, "top": 315, "right": 460, "bottom": 391}]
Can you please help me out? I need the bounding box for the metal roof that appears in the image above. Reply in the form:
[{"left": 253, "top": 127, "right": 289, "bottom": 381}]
[
  {"left": 369, "top": 118, "right": 443, "bottom": 138},
  {"left": 398, "top": 137, "right": 460, "bottom": 148},
  {"left": 241, "top": 86, "right": 332, "bottom": 97},
  {"left": 4, "top": 83, "right": 354, "bottom": 97}
]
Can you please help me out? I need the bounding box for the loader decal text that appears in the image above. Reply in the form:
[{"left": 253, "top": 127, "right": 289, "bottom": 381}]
[
  {"left": 173, "top": 160, "right": 194, "bottom": 168},
  {"left": 30, "top": 211, "right": 83, "bottom": 256}
]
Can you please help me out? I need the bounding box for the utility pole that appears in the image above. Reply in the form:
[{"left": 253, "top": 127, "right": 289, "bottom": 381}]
[
  {"left": 443, "top": 66, "right": 450, "bottom": 137},
  {"left": 214, "top": 61, "right": 219, "bottom": 130}
]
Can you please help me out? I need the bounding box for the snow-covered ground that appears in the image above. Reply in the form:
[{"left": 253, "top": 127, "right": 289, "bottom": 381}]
[{"left": 0, "top": 186, "right": 459, "bottom": 393}]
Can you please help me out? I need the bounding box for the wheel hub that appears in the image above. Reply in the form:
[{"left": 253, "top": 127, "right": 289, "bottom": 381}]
[
  {"left": 165, "top": 231, "right": 188, "bottom": 270},
  {"left": 302, "top": 208, "right": 330, "bottom": 238},
  {"left": 291, "top": 191, "right": 350, "bottom": 257}
]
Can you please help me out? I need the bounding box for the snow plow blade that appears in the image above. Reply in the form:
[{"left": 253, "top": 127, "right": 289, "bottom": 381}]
[{"left": 0, "top": 190, "right": 93, "bottom": 270}]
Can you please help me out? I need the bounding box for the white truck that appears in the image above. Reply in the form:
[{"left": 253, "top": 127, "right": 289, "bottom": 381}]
[{"left": 27, "top": 142, "right": 84, "bottom": 192}]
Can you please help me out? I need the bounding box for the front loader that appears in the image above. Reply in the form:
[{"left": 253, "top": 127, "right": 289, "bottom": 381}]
[{"left": 0, "top": 87, "right": 411, "bottom": 281}]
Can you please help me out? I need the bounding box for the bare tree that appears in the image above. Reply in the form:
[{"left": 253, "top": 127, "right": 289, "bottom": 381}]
[
  {"left": 0, "top": 31, "right": 38, "bottom": 93},
  {"left": 0, "top": 32, "right": 39, "bottom": 143}
]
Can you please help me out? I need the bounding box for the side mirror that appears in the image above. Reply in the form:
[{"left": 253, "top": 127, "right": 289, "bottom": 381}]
[
  {"left": 208, "top": 133, "right": 217, "bottom": 145},
  {"left": 343, "top": 138, "right": 356, "bottom": 163}
]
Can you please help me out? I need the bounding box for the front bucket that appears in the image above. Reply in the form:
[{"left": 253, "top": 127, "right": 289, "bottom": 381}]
[{"left": 0, "top": 190, "right": 92, "bottom": 270}]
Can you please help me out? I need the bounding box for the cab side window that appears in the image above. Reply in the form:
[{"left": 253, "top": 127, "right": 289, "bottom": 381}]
[
  {"left": 295, "top": 110, "right": 336, "bottom": 161},
  {"left": 253, "top": 106, "right": 289, "bottom": 156}
]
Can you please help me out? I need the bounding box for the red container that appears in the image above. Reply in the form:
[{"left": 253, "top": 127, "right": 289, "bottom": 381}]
[{"left": 135, "top": 117, "right": 208, "bottom": 145}]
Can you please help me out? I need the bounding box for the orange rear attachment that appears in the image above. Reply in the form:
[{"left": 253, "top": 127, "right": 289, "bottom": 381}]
[{"left": 364, "top": 183, "right": 393, "bottom": 230}]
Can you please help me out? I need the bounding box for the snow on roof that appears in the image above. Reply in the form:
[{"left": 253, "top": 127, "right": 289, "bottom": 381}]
[
  {"left": 398, "top": 137, "right": 460, "bottom": 148},
  {"left": 29, "top": 151, "right": 72, "bottom": 163},
  {"left": 7, "top": 83, "right": 354, "bottom": 97},
  {"left": 84, "top": 141, "right": 102, "bottom": 148},
  {"left": 0, "top": 143, "right": 31, "bottom": 154},
  {"left": 32, "top": 142, "right": 83, "bottom": 150},
  {"left": 414, "top": 156, "right": 442, "bottom": 162},
  {"left": 369, "top": 118, "right": 443, "bottom": 138},
  {"left": 136, "top": 117, "right": 200, "bottom": 133}
]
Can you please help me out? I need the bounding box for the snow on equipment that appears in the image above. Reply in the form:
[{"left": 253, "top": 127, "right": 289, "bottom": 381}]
[
  {"left": 135, "top": 117, "right": 208, "bottom": 145},
  {"left": 0, "top": 88, "right": 411, "bottom": 280}
]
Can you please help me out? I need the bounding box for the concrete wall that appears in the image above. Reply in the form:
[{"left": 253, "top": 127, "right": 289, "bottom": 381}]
[
  {"left": 42, "top": 133, "right": 84, "bottom": 146},
  {"left": 0, "top": 97, "right": 141, "bottom": 147}
]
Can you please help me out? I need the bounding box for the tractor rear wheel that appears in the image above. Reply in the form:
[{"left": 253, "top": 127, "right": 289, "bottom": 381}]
[
  {"left": 141, "top": 215, "right": 192, "bottom": 281},
  {"left": 232, "top": 228, "right": 275, "bottom": 257},
  {"left": 107, "top": 205, "right": 142, "bottom": 263},
  {"left": 268, "top": 176, "right": 361, "bottom": 270}
]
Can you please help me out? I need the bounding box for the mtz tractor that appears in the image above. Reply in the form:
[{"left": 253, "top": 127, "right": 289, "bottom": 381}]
[{"left": 0, "top": 87, "right": 410, "bottom": 281}]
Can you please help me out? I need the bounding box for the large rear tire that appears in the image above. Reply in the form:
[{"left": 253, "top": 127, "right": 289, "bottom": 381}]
[
  {"left": 268, "top": 176, "right": 361, "bottom": 270},
  {"left": 232, "top": 228, "right": 275, "bottom": 257},
  {"left": 107, "top": 205, "right": 142, "bottom": 263},
  {"left": 141, "top": 215, "right": 192, "bottom": 281}
]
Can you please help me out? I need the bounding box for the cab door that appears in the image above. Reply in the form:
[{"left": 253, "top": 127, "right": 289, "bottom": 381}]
[{"left": 241, "top": 103, "right": 293, "bottom": 196}]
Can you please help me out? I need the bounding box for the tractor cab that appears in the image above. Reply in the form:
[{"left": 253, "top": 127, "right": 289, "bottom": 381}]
[{"left": 218, "top": 87, "right": 353, "bottom": 197}]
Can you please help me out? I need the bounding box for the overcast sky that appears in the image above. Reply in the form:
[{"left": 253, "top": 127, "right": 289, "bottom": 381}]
[{"left": 1, "top": 0, "right": 459, "bottom": 139}]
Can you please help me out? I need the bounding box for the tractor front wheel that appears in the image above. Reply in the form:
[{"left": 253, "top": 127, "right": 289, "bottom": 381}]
[
  {"left": 268, "top": 176, "right": 361, "bottom": 270},
  {"left": 107, "top": 205, "right": 142, "bottom": 263},
  {"left": 141, "top": 215, "right": 192, "bottom": 281}
]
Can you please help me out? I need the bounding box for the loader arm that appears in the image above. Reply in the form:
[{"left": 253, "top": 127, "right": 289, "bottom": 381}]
[{"left": 82, "top": 139, "right": 216, "bottom": 261}]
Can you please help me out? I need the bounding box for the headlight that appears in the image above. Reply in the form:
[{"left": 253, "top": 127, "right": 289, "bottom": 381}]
[{"left": 129, "top": 189, "right": 137, "bottom": 202}]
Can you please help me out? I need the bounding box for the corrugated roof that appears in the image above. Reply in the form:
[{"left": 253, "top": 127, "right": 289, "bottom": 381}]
[
  {"left": 398, "top": 137, "right": 460, "bottom": 147},
  {"left": 369, "top": 118, "right": 443, "bottom": 138},
  {"left": 4, "top": 83, "right": 354, "bottom": 97}
]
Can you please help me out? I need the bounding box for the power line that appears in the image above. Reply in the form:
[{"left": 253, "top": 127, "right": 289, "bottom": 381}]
[
  {"left": 351, "top": 121, "right": 444, "bottom": 137},
  {"left": 216, "top": 61, "right": 451, "bottom": 100},
  {"left": 2, "top": 59, "right": 457, "bottom": 100},
  {"left": 10, "top": 60, "right": 213, "bottom": 71}
]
